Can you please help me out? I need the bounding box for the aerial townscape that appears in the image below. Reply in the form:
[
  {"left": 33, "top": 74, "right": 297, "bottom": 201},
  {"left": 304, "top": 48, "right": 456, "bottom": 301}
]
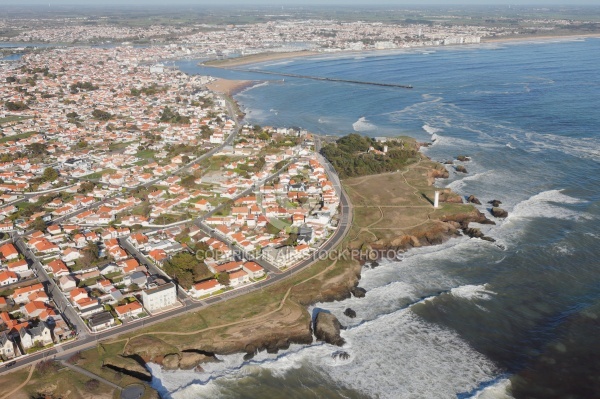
[
  {"left": 0, "top": 2, "right": 599, "bottom": 399},
  {"left": 0, "top": 41, "right": 346, "bottom": 350}
]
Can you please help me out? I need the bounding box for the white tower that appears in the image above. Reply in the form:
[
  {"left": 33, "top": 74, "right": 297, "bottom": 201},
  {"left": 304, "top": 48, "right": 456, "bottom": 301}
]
[{"left": 434, "top": 191, "right": 440, "bottom": 208}]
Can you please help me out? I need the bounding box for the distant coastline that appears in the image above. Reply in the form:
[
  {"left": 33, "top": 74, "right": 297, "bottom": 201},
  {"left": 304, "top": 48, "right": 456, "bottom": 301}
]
[{"left": 202, "top": 33, "right": 600, "bottom": 69}]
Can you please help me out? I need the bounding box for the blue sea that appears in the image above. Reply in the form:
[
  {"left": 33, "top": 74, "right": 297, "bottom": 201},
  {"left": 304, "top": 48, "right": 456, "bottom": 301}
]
[{"left": 154, "top": 38, "right": 600, "bottom": 398}]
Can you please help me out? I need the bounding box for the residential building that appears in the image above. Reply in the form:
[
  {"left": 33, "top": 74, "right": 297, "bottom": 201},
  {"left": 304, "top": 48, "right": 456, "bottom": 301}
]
[
  {"left": 190, "top": 279, "right": 222, "bottom": 298},
  {"left": 141, "top": 282, "right": 177, "bottom": 314}
]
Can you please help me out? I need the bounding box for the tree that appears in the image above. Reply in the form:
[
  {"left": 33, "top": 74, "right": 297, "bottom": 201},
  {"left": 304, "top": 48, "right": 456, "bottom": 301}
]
[
  {"left": 42, "top": 167, "right": 58, "bottom": 182},
  {"left": 180, "top": 174, "right": 195, "bottom": 188},
  {"left": 78, "top": 243, "right": 99, "bottom": 269},
  {"left": 163, "top": 252, "right": 211, "bottom": 290},
  {"left": 217, "top": 273, "right": 230, "bottom": 286},
  {"left": 92, "top": 109, "right": 112, "bottom": 121},
  {"left": 31, "top": 217, "right": 47, "bottom": 232},
  {"left": 78, "top": 181, "right": 95, "bottom": 194},
  {"left": 5, "top": 101, "right": 28, "bottom": 111},
  {"left": 26, "top": 143, "right": 46, "bottom": 157},
  {"left": 36, "top": 360, "right": 59, "bottom": 376},
  {"left": 159, "top": 106, "right": 190, "bottom": 124}
]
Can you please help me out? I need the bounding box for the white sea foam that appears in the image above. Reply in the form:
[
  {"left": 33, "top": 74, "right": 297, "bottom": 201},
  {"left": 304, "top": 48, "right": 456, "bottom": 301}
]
[
  {"left": 508, "top": 189, "right": 589, "bottom": 221},
  {"left": 423, "top": 124, "right": 442, "bottom": 135},
  {"left": 324, "top": 309, "right": 499, "bottom": 399},
  {"left": 552, "top": 243, "right": 574, "bottom": 256},
  {"left": 523, "top": 132, "right": 600, "bottom": 161},
  {"left": 236, "top": 80, "right": 269, "bottom": 96},
  {"left": 310, "top": 280, "right": 419, "bottom": 327},
  {"left": 446, "top": 170, "right": 496, "bottom": 193},
  {"left": 352, "top": 116, "right": 377, "bottom": 132},
  {"left": 469, "top": 378, "right": 515, "bottom": 399},
  {"left": 150, "top": 234, "right": 502, "bottom": 399},
  {"left": 451, "top": 284, "right": 496, "bottom": 301},
  {"left": 156, "top": 308, "right": 499, "bottom": 399}
]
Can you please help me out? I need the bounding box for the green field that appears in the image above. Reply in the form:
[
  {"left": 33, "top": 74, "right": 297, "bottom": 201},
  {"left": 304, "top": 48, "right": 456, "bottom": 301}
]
[{"left": 0, "top": 130, "right": 36, "bottom": 143}]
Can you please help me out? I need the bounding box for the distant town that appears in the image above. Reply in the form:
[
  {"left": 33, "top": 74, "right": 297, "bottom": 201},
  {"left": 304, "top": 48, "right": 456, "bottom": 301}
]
[{"left": 1, "top": 8, "right": 599, "bottom": 58}]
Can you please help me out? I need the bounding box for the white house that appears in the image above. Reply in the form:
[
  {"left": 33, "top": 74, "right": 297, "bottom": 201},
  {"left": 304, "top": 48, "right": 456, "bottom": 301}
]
[
  {"left": 141, "top": 283, "right": 177, "bottom": 314},
  {"left": 0, "top": 332, "right": 15, "bottom": 359},
  {"left": 30, "top": 322, "right": 53, "bottom": 347},
  {"left": 88, "top": 311, "right": 116, "bottom": 333},
  {"left": 0, "top": 271, "right": 18, "bottom": 286},
  {"left": 61, "top": 248, "right": 81, "bottom": 263},
  {"left": 190, "top": 279, "right": 222, "bottom": 298},
  {"left": 114, "top": 301, "right": 144, "bottom": 320},
  {"left": 59, "top": 275, "right": 77, "bottom": 291},
  {"left": 242, "top": 262, "right": 265, "bottom": 279},
  {"left": 229, "top": 270, "right": 249, "bottom": 287}
]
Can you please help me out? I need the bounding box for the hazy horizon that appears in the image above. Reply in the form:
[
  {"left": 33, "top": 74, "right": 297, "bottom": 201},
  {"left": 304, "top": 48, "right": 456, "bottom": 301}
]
[{"left": 2, "top": 0, "right": 600, "bottom": 6}]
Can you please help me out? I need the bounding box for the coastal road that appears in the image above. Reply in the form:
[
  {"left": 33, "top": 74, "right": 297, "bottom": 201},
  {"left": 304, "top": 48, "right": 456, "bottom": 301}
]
[{"left": 0, "top": 165, "right": 352, "bottom": 377}]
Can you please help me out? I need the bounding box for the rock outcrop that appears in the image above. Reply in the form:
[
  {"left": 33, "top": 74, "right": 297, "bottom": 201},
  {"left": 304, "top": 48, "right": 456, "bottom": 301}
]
[
  {"left": 455, "top": 165, "right": 468, "bottom": 173},
  {"left": 314, "top": 312, "right": 345, "bottom": 346},
  {"left": 491, "top": 207, "right": 508, "bottom": 218},
  {"left": 331, "top": 351, "right": 350, "bottom": 360},
  {"left": 488, "top": 199, "right": 502, "bottom": 208},
  {"left": 467, "top": 195, "right": 482, "bottom": 205},
  {"left": 350, "top": 286, "right": 366, "bottom": 298},
  {"left": 463, "top": 227, "right": 495, "bottom": 242},
  {"left": 161, "top": 351, "right": 219, "bottom": 370},
  {"left": 161, "top": 354, "right": 180, "bottom": 370},
  {"left": 179, "top": 352, "right": 217, "bottom": 370},
  {"left": 456, "top": 155, "right": 471, "bottom": 162},
  {"left": 429, "top": 166, "right": 449, "bottom": 179},
  {"left": 103, "top": 356, "right": 152, "bottom": 382},
  {"left": 344, "top": 308, "right": 357, "bottom": 318}
]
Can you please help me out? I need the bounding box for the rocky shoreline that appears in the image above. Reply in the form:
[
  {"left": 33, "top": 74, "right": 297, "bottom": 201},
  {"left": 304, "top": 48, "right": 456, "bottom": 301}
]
[{"left": 97, "top": 148, "right": 502, "bottom": 389}]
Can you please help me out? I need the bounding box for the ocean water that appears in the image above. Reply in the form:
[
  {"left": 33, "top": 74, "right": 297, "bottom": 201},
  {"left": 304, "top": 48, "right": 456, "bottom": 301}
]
[{"left": 162, "top": 38, "right": 600, "bottom": 398}]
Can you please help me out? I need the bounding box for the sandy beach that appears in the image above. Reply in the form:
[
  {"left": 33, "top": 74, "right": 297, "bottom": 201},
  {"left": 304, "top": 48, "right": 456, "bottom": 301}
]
[
  {"left": 203, "top": 50, "right": 321, "bottom": 68},
  {"left": 202, "top": 33, "right": 600, "bottom": 70},
  {"left": 481, "top": 33, "right": 600, "bottom": 44},
  {"left": 205, "top": 78, "right": 255, "bottom": 95}
]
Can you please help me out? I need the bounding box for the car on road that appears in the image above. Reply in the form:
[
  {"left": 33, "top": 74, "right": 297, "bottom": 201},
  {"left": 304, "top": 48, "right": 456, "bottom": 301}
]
[{"left": 4, "top": 361, "right": 17, "bottom": 368}]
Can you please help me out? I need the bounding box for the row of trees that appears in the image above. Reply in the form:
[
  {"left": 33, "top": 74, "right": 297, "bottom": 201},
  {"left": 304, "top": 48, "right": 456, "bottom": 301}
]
[
  {"left": 159, "top": 106, "right": 190, "bottom": 124},
  {"left": 70, "top": 81, "right": 99, "bottom": 93},
  {"left": 163, "top": 251, "right": 212, "bottom": 290},
  {"left": 4, "top": 101, "right": 28, "bottom": 111}
]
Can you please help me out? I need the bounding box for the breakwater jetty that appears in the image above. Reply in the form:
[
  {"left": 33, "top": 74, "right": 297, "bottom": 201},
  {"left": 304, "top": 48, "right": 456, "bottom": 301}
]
[{"left": 230, "top": 68, "right": 413, "bottom": 89}]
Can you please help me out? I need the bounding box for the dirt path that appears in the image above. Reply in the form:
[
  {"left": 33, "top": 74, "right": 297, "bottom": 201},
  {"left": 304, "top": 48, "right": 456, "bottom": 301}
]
[
  {"left": 111, "top": 257, "right": 343, "bottom": 352},
  {"left": 348, "top": 159, "right": 438, "bottom": 239},
  {"left": 0, "top": 365, "right": 34, "bottom": 399}
]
